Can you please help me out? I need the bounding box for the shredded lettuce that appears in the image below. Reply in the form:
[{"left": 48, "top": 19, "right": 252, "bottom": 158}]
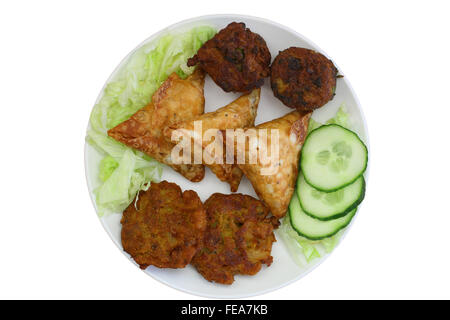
[
  {"left": 86, "top": 26, "right": 216, "bottom": 216},
  {"left": 325, "top": 104, "right": 351, "bottom": 128},
  {"left": 279, "top": 104, "right": 351, "bottom": 266},
  {"left": 278, "top": 214, "right": 343, "bottom": 266},
  {"left": 307, "top": 118, "right": 322, "bottom": 134},
  {"left": 307, "top": 103, "right": 351, "bottom": 135}
]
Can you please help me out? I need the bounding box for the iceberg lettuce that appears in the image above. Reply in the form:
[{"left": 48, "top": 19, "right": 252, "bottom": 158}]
[
  {"left": 98, "top": 156, "right": 119, "bottom": 182},
  {"left": 278, "top": 213, "right": 343, "bottom": 266},
  {"left": 325, "top": 104, "right": 351, "bottom": 128},
  {"left": 87, "top": 26, "right": 216, "bottom": 216}
]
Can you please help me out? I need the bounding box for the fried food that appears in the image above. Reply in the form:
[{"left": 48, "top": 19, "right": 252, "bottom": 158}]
[
  {"left": 108, "top": 69, "right": 206, "bottom": 182},
  {"left": 236, "top": 111, "right": 311, "bottom": 218},
  {"left": 164, "top": 89, "right": 260, "bottom": 192},
  {"left": 121, "top": 181, "right": 206, "bottom": 269},
  {"left": 270, "top": 47, "right": 338, "bottom": 111},
  {"left": 192, "top": 193, "right": 278, "bottom": 284},
  {"left": 188, "top": 22, "right": 271, "bottom": 92}
]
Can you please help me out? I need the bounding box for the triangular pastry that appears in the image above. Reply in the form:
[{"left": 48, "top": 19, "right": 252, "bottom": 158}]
[
  {"left": 236, "top": 110, "right": 311, "bottom": 218},
  {"left": 108, "top": 69, "right": 206, "bottom": 182},
  {"left": 164, "top": 89, "right": 260, "bottom": 191}
]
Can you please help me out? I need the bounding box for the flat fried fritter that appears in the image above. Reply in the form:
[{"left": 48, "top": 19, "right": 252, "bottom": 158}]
[
  {"left": 270, "top": 47, "right": 338, "bottom": 111},
  {"left": 192, "top": 193, "right": 279, "bottom": 285},
  {"left": 121, "top": 181, "right": 206, "bottom": 269},
  {"left": 188, "top": 22, "right": 271, "bottom": 92}
]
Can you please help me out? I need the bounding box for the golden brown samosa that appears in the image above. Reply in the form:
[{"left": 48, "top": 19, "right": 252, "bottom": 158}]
[
  {"left": 236, "top": 111, "right": 311, "bottom": 218},
  {"left": 164, "top": 89, "right": 260, "bottom": 192},
  {"left": 107, "top": 69, "right": 206, "bottom": 182}
]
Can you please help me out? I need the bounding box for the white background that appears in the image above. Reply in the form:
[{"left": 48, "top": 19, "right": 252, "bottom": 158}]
[{"left": 1, "top": 0, "right": 449, "bottom": 299}]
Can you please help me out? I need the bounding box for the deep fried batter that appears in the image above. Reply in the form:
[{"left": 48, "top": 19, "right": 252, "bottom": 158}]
[
  {"left": 188, "top": 22, "right": 271, "bottom": 92},
  {"left": 270, "top": 47, "right": 338, "bottom": 111},
  {"left": 121, "top": 181, "right": 206, "bottom": 269},
  {"left": 192, "top": 193, "right": 278, "bottom": 285}
]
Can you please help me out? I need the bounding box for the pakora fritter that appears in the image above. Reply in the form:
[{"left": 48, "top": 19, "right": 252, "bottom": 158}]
[
  {"left": 121, "top": 181, "right": 206, "bottom": 269},
  {"left": 270, "top": 47, "right": 338, "bottom": 111},
  {"left": 187, "top": 22, "right": 271, "bottom": 92},
  {"left": 236, "top": 110, "right": 311, "bottom": 218},
  {"left": 108, "top": 69, "right": 206, "bottom": 182},
  {"left": 192, "top": 193, "right": 279, "bottom": 285}
]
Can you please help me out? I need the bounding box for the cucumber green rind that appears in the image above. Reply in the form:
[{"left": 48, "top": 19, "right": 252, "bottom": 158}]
[
  {"left": 289, "top": 195, "right": 357, "bottom": 241},
  {"left": 298, "top": 175, "right": 366, "bottom": 221},
  {"left": 300, "top": 124, "right": 368, "bottom": 192}
]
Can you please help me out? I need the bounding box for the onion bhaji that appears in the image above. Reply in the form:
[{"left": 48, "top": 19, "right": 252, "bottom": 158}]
[
  {"left": 187, "top": 22, "right": 271, "bottom": 92},
  {"left": 270, "top": 47, "right": 338, "bottom": 111},
  {"left": 192, "top": 193, "right": 279, "bottom": 285},
  {"left": 121, "top": 181, "right": 206, "bottom": 269}
]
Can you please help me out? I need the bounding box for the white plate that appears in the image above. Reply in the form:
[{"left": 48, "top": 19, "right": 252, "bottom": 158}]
[{"left": 85, "top": 14, "right": 369, "bottom": 298}]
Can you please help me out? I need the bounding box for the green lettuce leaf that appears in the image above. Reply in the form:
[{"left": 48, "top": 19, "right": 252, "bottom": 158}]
[
  {"left": 307, "top": 103, "right": 351, "bottom": 135},
  {"left": 325, "top": 104, "right": 351, "bottom": 128},
  {"left": 99, "top": 156, "right": 119, "bottom": 182},
  {"left": 87, "top": 26, "right": 216, "bottom": 216},
  {"left": 95, "top": 149, "right": 137, "bottom": 216},
  {"left": 307, "top": 118, "right": 322, "bottom": 134},
  {"left": 278, "top": 214, "right": 343, "bottom": 266},
  {"left": 89, "top": 25, "right": 216, "bottom": 134}
]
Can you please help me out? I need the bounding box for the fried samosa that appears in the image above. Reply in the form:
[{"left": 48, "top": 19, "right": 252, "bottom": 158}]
[
  {"left": 236, "top": 110, "right": 311, "bottom": 218},
  {"left": 108, "top": 69, "right": 206, "bottom": 182},
  {"left": 164, "top": 89, "right": 260, "bottom": 192}
]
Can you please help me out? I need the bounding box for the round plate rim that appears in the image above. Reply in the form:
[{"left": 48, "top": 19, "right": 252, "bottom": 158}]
[{"left": 84, "top": 13, "right": 370, "bottom": 299}]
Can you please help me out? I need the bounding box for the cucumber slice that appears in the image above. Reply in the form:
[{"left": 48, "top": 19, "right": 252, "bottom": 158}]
[
  {"left": 300, "top": 124, "right": 368, "bottom": 192},
  {"left": 297, "top": 173, "right": 365, "bottom": 221},
  {"left": 289, "top": 194, "right": 356, "bottom": 240}
]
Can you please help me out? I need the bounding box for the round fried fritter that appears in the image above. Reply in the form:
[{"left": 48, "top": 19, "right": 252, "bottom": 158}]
[
  {"left": 187, "top": 22, "right": 271, "bottom": 92},
  {"left": 270, "top": 47, "right": 338, "bottom": 111},
  {"left": 192, "top": 193, "right": 279, "bottom": 285},
  {"left": 121, "top": 181, "right": 206, "bottom": 269}
]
